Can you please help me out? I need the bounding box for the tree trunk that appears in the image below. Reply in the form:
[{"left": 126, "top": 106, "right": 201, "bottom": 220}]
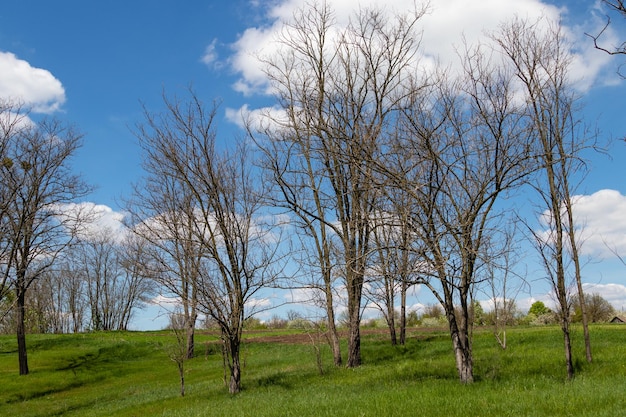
[
  {"left": 399, "top": 283, "right": 407, "bottom": 345},
  {"left": 561, "top": 315, "right": 575, "bottom": 380},
  {"left": 16, "top": 287, "right": 29, "bottom": 375},
  {"left": 178, "top": 363, "right": 185, "bottom": 397},
  {"left": 347, "top": 285, "right": 362, "bottom": 367},
  {"left": 228, "top": 341, "right": 241, "bottom": 394},
  {"left": 449, "top": 314, "right": 473, "bottom": 383},
  {"left": 324, "top": 280, "right": 343, "bottom": 366},
  {"left": 326, "top": 311, "right": 342, "bottom": 367},
  {"left": 185, "top": 312, "right": 197, "bottom": 360},
  {"left": 346, "top": 268, "right": 363, "bottom": 368},
  {"left": 571, "top": 235, "right": 592, "bottom": 363},
  {"left": 347, "top": 323, "right": 361, "bottom": 368},
  {"left": 387, "top": 308, "right": 397, "bottom": 346}
]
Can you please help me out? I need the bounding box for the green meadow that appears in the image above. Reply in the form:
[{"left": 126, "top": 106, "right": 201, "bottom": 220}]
[{"left": 1, "top": 325, "right": 625, "bottom": 416}]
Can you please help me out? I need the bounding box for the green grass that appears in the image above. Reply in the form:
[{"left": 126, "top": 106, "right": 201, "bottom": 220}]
[{"left": 1, "top": 325, "right": 625, "bottom": 416}]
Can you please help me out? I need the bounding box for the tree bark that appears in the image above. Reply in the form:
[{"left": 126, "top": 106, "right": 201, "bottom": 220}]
[
  {"left": 228, "top": 337, "right": 242, "bottom": 394},
  {"left": 561, "top": 314, "right": 575, "bottom": 380},
  {"left": 387, "top": 309, "right": 397, "bottom": 346},
  {"left": 346, "top": 274, "right": 363, "bottom": 367},
  {"left": 16, "top": 286, "right": 29, "bottom": 375},
  {"left": 449, "top": 316, "right": 473, "bottom": 384},
  {"left": 324, "top": 289, "right": 342, "bottom": 366},
  {"left": 185, "top": 315, "right": 196, "bottom": 360},
  {"left": 399, "top": 283, "right": 407, "bottom": 345},
  {"left": 346, "top": 322, "right": 361, "bottom": 368}
]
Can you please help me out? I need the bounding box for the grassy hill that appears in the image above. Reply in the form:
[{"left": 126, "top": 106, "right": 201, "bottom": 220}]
[{"left": 1, "top": 325, "right": 625, "bottom": 416}]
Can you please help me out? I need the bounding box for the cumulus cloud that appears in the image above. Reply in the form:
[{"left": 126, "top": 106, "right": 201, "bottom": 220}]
[
  {"left": 227, "top": 0, "right": 613, "bottom": 98},
  {"left": 570, "top": 189, "right": 626, "bottom": 258},
  {"left": 57, "top": 202, "right": 127, "bottom": 242},
  {"left": 513, "top": 282, "right": 626, "bottom": 313},
  {"left": 582, "top": 282, "right": 626, "bottom": 311},
  {"left": 0, "top": 51, "right": 65, "bottom": 113},
  {"left": 246, "top": 297, "right": 273, "bottom": 312},
  {"left": 225, "top": 103, "right": 288, "bottom": 131},
  {"left": 201, "top": 38, "right": 220, "bottom": 68},
  {"left": 150, "top": 294, "right": 181, "bottom": 307}
]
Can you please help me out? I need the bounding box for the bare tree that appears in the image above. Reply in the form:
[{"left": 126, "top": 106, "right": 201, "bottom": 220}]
[
  {"left": 367, "top": 191, "right": 422, "bottom": 345},
  {"left": 77, "top": 230, "right": 123, "bottom": 331},
  {"left": 495, "top": 17, "right": 594, "bottom": 377},
  {"left": 27, "top": 265, "right": 82, "bottom": 334},
  {"left": 115, "top": 233, "right": 155, "bottom": 330},
  {"left": 166, "top": 311, "right": 189, "bottom": 397},
  {"left": 483, "top": 226, "right": 525, "bottom": 350},
  {"left": 572, "top": 292, "right": 615, "bottom": 322},
  {"left": 0, "top": 116, "right": 91, "bottom": 375},
  {"left": 30, "top": 260, "right": 87, "bottom": 334},
  {"left": 0, "top": 100, "right": 32, "bottom": 318},
  {"left": 257, "top": 1, "right": 427, "bottom": 368},
  {"left": 133, "top": 89, "right": 280, "bottom": 394},
  {"left": 383, "top": 41, "right": 533, "bottom": 382},
  {"left": 127, "top": 145, "right": 203, "bottom": 359}
]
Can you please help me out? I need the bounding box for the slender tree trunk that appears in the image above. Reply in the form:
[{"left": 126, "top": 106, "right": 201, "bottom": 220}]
[
  {"left": 577, "top": 286, "right": 592, "bottom": 363},
  {"left": 324, "top": 299, "right": 342, "bottom": 366},
  {"left": 178, "top": 362, "right": 185, "bottom": 397},
  {"left": 399, "top": 283, "right": 407, "bottom": 345},
  {"left": 561, "top": 314, "right": 575, "bottom": 380},
  {"left": 16, "top": 285, "right": 29, "bottom": 375},
  {"left": 387, "top": 303, "right": 397, "bottom": 346},
  {"left": 185, "top": 312, "right": 197, "bottom": 360},
  {"left": 568, "top": 211, "right": 592, "bottom": 363},
  {"left": 321, "top": 269, "right": 342, "bottom": 366},
  {"left": 346, "top": 278, "right": 362, "bottom": 367}
]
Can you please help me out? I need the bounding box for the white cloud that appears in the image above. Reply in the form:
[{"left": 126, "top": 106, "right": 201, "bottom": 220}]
[
  {"left": 513, "top": 282, "right": 626, "bottom": 313},
  {"left": 582, "top": 282, "right": 626, "bottom": 311},
  {"left": 246, "top": 297, "right": 273, "bottom": 312},
  {"left": 225, "top": 103, "right": 288, "bottom": 131},
  {"left": 228, "top": 0, "right": 609, "bottom": 98},
  {"left": 534, "top": 189, "right": 626, "bottom": 259},
  {"left": 57, "top": 202, "right": 127, "bottom": 242},
  {"left": 150, "top": 294, "right": 181, "bottom": 307},
  {"left": 201, "top": 39, "right": 219, "bottom": 68},
  {"left": 571, "top": 189, "right": 626, "bottom": 258},
  {"left": 0, "top": 51, "right": 65, "bottom": 113}
]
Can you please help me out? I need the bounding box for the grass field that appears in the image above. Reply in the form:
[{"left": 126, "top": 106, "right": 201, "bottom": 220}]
[{"left": 1, "top": 325, "right": 625, "bottom": 416}]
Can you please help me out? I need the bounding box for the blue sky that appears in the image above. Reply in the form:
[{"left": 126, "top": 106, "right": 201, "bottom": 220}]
[{"left": 2, "top": 0, "right": 626, "bottom": 329}]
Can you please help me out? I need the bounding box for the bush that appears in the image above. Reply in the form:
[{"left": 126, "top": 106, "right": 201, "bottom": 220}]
[
  {"left": 406, "top": 310, "right": 420, "bottom": 327},
  {"left": 243, "top": 317, "right": 267, "bottom": 330}
]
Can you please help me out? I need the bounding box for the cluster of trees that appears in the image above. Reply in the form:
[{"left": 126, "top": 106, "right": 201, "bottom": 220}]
[
  {"left": 2, "top": 1, "right": 625, "bottom": 393},
  {"left": 251, "top": 2, "right": 594, "bottom": 384},
  {"left": 0, "top": 230, "right": 152, "bottom": 334},
  {"left": 0, "top": 102, "right": 154, "bottom": 375}
]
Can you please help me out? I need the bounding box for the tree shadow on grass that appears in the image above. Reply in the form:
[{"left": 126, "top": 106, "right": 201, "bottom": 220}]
[{"left": 254, "top": 371, "right": 295, "bottom": 390}]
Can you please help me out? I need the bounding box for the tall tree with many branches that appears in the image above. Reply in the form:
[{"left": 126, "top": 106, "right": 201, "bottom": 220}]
[
  {"left": 382, "top": 43, "right": 534, "bottom": 382},
  {"left": 0, "top": 107, "right": 91, "bottom": 375},
  {"left": 128, "top": 144, "right": 204, "bottom": 360},
  {"left": 257, "top": 1, "right": 427, "bottom": 368},
  {"left": 133, "top": 89, "right": 281, "bottom": 394},
  {"left": 495, "top": 17, "right": 595, "bottom": 377}
]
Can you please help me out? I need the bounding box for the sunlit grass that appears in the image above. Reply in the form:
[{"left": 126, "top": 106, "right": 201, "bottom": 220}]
[{"left": 1, "top": 325, "right": 625, "bottom": 416}]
